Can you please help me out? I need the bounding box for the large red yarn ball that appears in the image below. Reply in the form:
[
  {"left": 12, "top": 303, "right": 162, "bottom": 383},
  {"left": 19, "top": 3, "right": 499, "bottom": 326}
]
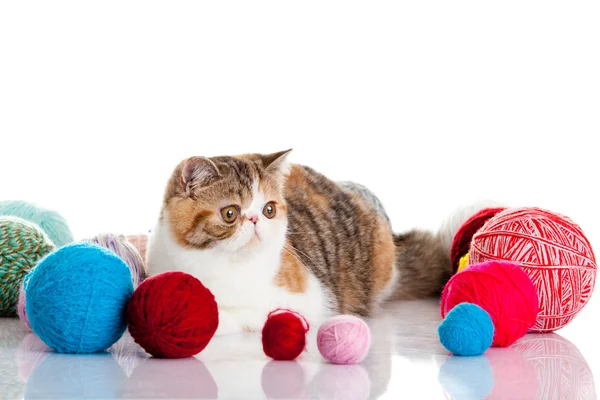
[
  {"left": 126, "top": 271, "right": 219, "bottom": 358},
  {"left": 262, "top": 309, "right": 309, "bottom": 361},
  {"left": 450, "top": 207, "right": 506, "bottom": 274},
  {"left": 441, "top": 260, "right": 539, "bottom": 347},
  {"left": 469, "top": 207, "right": 597, "bottom": 332}
]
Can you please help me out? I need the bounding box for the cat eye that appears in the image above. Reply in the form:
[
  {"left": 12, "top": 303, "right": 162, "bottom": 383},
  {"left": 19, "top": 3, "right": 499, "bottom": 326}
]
[
  {"left": 263, "top": 202, "right": 277, "bottom": 219},
  {"left": 220, "top": 206, "right": 239, "bottom": 223}
]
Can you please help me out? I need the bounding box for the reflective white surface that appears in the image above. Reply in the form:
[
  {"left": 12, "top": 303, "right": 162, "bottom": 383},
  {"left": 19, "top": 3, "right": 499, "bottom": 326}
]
[{"left": 1, "top": 299, "right": 597, "bottom": 399}]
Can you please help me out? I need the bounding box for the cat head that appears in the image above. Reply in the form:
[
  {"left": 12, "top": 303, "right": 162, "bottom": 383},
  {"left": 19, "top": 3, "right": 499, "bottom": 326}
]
[{"left": 163, "top": 150, "right": 292, "bottom": 254}]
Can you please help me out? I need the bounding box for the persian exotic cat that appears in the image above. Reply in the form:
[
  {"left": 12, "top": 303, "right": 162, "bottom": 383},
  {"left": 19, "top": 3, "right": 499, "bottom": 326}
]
[{"left": 147, "top": 150, "right": 476, "bottom": 335}]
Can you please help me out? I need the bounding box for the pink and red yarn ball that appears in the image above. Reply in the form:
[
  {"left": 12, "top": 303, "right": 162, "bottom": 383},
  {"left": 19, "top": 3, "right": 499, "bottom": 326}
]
[
  {"left": 469, "top": 207, "right": 597, "bottom": 332},
  {"left": 441, "top": 260, "right": 539, "bottom": 347},
  {"left": 317, "top": 315, "right": 371, "bottom": 364}
]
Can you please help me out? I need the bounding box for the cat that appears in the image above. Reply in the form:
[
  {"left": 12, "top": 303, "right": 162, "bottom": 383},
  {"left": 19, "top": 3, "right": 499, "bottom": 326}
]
[{"left": 146, "top": 149, "right": 477, "bottom": 335}]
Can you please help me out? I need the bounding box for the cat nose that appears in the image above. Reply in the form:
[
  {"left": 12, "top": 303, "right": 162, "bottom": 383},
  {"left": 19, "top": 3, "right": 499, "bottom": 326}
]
[{"left": 249, "top": 215, "right": 258, "bottom": 224}]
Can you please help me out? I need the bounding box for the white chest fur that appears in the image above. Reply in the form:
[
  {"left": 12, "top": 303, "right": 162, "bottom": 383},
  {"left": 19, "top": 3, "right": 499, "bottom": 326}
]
[{"left": 146, "top": 213, "right": 331, "bottom": 335}]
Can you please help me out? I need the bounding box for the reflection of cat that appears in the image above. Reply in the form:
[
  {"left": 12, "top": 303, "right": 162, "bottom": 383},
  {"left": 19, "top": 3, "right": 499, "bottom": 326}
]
[{"left": 438, "top": 333, "right": 596, "bottom": 399}]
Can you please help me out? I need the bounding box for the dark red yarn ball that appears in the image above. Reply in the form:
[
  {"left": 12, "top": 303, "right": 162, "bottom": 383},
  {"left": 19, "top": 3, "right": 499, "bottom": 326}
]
[
  {"left": 126, "top": 271, "right": 219, "bottom": 359},
  {"left": 262, "top": 309, "right": 310, "bottom": 361},
  {"left": 450, "top": 207, "right": 506, "bottom": 274}
]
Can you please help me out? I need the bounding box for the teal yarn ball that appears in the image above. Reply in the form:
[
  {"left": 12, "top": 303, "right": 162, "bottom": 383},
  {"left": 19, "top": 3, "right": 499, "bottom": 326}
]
[
  {"left": 26, "top": 243, "right": 134, "bottom": 354},
  {"left": 0, "top": 200, "right": 73, "bottom": 248},
  {"left": 0, "top": 216, "right": 55, "bottom": 316},
  {"left": 438, "top": 303, "right": 494, "bottom": 356}
]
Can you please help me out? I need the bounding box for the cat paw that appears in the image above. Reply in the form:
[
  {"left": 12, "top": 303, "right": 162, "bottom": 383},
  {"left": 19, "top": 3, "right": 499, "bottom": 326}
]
[{"left": 214, "top": 308, "right": 244, "bottom": 336}]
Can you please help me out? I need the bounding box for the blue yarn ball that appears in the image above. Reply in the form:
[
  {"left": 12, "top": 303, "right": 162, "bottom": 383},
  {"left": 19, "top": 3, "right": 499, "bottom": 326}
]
[
  {"left": 0, "top": 200, "right": 73, "bottom": 247},
  {"left": 438, "top": 303, "right": 494, "bottom": 356},
  {"left": 26, "top": 243, "right": 134, "bottom": 354}
]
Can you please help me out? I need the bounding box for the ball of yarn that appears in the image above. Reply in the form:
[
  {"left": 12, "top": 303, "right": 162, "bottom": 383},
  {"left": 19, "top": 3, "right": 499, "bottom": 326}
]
[
  {"left": 441, "top": 260, "right": 538, "bottom": 347},
  {"left": 438, "top": 303, "right": 494, "bottom": 356},
  {"left": 126, "top": 271, "right": 219, "bottom": 358},
  {"left": 17, "top": 276, "right": 31, "bottom": 330},
  {"left": 262, "top": 309, "right": 309, "bottom": 361},
  {"left": 126, "top": 233, "right": 148, "bottom": 264},
  {"left": 0, "top": 217, "right": 55, "bottom": 316},
  {"left": 0, "top": 200, "right": 73, "bottom": 247},
  {"left": 450, "top": 207, "right": 505, "bottom": 274},
  {"left": 82, "top": 233, "right": 144, "bottom": 287},
  {"left": 26, "top": 243, "right": 133, "bottom": 353},
  {"left": 457, "top": 253, "right": 470, "bottom": 273},
  {"left": 317, "top": 315, "right": 371, "bottom": 364},
  {"left": 469, "top": 207, "right": 597, "bottom": 332}
]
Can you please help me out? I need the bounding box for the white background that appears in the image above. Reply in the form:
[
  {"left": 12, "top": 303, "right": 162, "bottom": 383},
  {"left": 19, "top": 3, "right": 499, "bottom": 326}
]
[
  {"left": 1, "top": 2, "right": 598, "bottom": 243},
  {"left": 1, "top": 1, "right": 600, "bottom": 395}
]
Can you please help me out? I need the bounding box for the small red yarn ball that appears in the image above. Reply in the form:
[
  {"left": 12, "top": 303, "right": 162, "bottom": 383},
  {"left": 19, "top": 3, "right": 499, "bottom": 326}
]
[
  {"left": 441, "top": 260, "right": 539, "bottom": 347},
  {"left": 469, "top": 207, "right": 597, "bottom": 332},
  {"left": 126, "top": 271, "right": 219, "bottom": 358},
  {"left": 450, "top": 207, "right": 506, "bottom": 274},
  {"left": 262, "top": 309, "right": 310, "bottom": 361}
]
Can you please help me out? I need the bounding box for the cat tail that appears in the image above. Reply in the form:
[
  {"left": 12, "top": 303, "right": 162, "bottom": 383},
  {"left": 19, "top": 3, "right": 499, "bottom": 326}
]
[{"left": 391, "top": 200, "right": 505, "bottom": 300}]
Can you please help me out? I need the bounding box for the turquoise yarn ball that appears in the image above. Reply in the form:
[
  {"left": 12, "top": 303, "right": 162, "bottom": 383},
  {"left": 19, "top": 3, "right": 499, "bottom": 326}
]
[
  {"left": 26, "top": 243, "right": 134, "bottom": 354},
  {"left": 438, "top": 303, "right": 494, "bottom": 356},
  {"left": 0, "top": 216, "right": 55, "bottom": 316},
  {"left": 0, "top": 200, "right": 73, "bottom": 248}
]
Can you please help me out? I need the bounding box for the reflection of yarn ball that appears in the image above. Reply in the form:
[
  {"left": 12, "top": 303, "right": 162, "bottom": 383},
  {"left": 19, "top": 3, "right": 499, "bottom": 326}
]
[
  {"left": 438, "top": 355, "right": 494, "bottom": 399},
  {"left": 261, "top": 361, "right": 308, "bottom": 399},
  {"left": 314, "top": 364, "right": 371, "bottom": 400},
  {"left": 127, "top": 357, "right": 218, "bottom": 398},
  {"left": 441, "top": 261, "right": 538, "bottom": 347},
  {"left": 82, "top": 233, "right": 144, "bottom": 287},
  {"left": 27, "top": 243, "right": 133, "bottom": 353},
  {"left": 470, "top": 207, "right": 597, "bottom": 331},
  {"left": 262, "top": 309, "right": 309, "bottom": 361},
  {"left": 511, "top": 333, "right": 596, "bottom": 399},
  {"left": 317, "top": 315, "right": 371, "bottom": 364},
  {"left": 0, "top": 217, "right": 55, "bottom": 316},
  {"left": 450, "top": 207, "right": 505, "bottom": 274},
  {"left": 438, "top": 303, "right": 494, "bottom": 356},
  {"left": 25, "top": 352, "right": 126, "bottom": 399},
  {"left": 0, "top": 200, "right": 73, "bottom": 247},
  {"left": 127, "top": 271, "right": 219, "bottom": 358}
]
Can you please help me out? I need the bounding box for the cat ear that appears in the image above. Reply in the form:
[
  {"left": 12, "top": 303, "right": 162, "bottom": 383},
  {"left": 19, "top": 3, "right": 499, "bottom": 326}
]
[
  {"left": 262, "top": 149, "right": 293, "bottom": 176},
  {"left": 181, "top": 156, "right": 222, "bottom": 195}
]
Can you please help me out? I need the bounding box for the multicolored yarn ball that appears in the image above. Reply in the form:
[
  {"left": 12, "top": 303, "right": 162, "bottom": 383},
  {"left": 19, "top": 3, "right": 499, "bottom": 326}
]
[
  {"left": 438, "top": 303, "right": 494, "bottom": 356},
  {"left": 262, "top": 309, "right": 310, "bottom": 361},
  {"left": 0, "top": 200, "right": 73, "bottom": 248},
  {"left": 469, "top": 207, "right": 597, "bottom": 332},
  {"left": 82, "top": 233, "right": 144, "bottom": 287},
  {"left": 26, "top": 243, "right": 133, "bottom": 353},
  {"left": 317, "top": 315, "right": 371, "bottom": 364},
  {"left": 450, "top": 207, "right": 505, "bottom": 274},
  {"left": 441, "top": 260, "right": 539, "bottom": 347},
  {"left": 126, "top": 234, "right": 148, "bottom": 265},
  {"left": 127, "top": 271, "right": 219, "bottom": 358},
  {"left": 0, "top": 217, "right": 55, "bottom": 316}
]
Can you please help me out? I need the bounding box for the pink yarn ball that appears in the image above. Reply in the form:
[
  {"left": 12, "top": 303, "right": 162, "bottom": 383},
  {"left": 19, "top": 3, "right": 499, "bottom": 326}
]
[
  {"left": 470, "top": 207, "right": 597, "bottom": 332},
  {"left": 17, "top": 282, "right": 31, "bottom": 330},
  {"left": 317, "top": 315, "right": 371, "bottom": 364}
]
